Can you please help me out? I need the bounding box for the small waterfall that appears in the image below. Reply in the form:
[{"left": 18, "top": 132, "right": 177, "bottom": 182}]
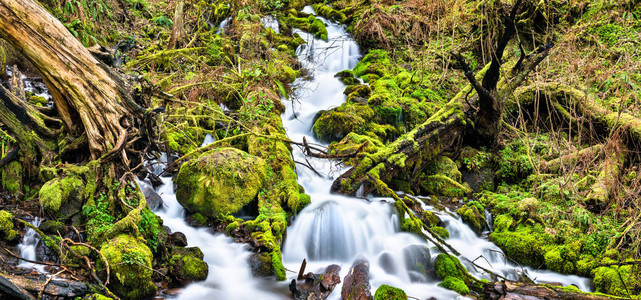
[
  {"left": 17, "top": 217, "right": 46, "bottom": 272},
  {"left": 140, "top": 169, "right": 287, "bottom": 299}
]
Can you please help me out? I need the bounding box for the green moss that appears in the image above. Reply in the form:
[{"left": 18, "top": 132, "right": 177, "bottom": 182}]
[
  {"left": 353, "top": 49, "right": 392, "bottom": 78},
  {"left": 169, "top": 247, "right": 208, "bottom": 284},
  {"left": 280, "top": 12, "right": 328, "bottom": 41},
  {"left": 312, "top": 4, "right": 347, "bottom": 23},
  {"left": 312, "top": 104, "right": 373, "bottom": 142},
  {"left": 489, "top": 230, "right": 545, "bottom": 267},
  {"left": 374, "top": 284, "right": 407, "bottom": 300},
  {"left": 176, "top": 147, "right": 267, "bottom": 218},
  {"left": 438, "top": 276, "right": 470, "bottom": 295},
  {"left": 401, "top": 217, "right": 423, "bottom": 235},
  {"left": 1, "top": 161, "right": 22, "bottom": 195},
  {"left": 457, "top": 203, "right": 486, "bottom": 234},
  {"left": 39, "top": 175, "right": 85, "bottom": 220},
  {"left": 431, "top": 226, "right": 450, "bottom": 239},
  {"left": 271, "top": 246, "right": 286, "bottom": 281},
  {"left": 427, "top": 156, "right": 462, "bottom": 182},
  {"left": 434, "top": 253, "right": 465, "bottom": 280},
  {"left": 420, "top": 174, "right": 471, "bottom": 197},
  {"left": 592, "top": 265, "right": 640, "bottom": 297},
  {"left": 421, "top": 210, "right": 439, "bottom": 227},
  {"left": 137, "top": 207, "right": 165, "bottom": 252},
  {"left": 0, "top": 210, "right": 19, "bottom": 242},
  {"left": 191, "top": 213, "right": 207, "bottom": 226},
  {"left": 98, "top": 235, "right": 156, "bottom": 300}
]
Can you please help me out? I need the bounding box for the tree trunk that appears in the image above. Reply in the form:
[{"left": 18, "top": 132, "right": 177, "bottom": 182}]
[{"left": 0, "top": 0, "right": 139, "bottom": 158}]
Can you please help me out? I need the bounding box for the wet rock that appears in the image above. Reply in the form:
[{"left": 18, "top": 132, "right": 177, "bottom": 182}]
[
  {"left": 175, "top": 148, "right": 267, "bottom": 218},
  {"left": 0, "top": 210, "right": 19, "bottom": 243},
  {"left": 36, "top": 237, "right": 59, "bottom": 263},
  {"left": 140, "top": 182, "right": 163, "bottom": 210},
  {"left": 289, "top": 264, "right": 341, "bottom": 300},
  {"left": 169, "top": 232, "right": 187, "bottom": 247},
  {"left": 341, "top": 258, "right": 373, "bottom": 300},
  {"left": 403, "top": 245, "right": 433, "bottom": 282},
  {"left": 249, "top": 252, "right": 273, "bottom": 277},
  {"left": 168, "top": 247, "right": 208, "bottom": 286},
  {"left": 377, "top": 252, "right": 397, "bottom": 274}
]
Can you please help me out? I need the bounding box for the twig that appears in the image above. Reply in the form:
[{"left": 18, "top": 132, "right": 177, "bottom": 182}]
[{"left": 37, "top": 269, "right": 65, "bottom": 299}]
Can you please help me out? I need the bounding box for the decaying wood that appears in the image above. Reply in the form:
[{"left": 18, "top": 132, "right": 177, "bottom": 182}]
[
  {"left": 0, "top": 0, "right": 141, "bottom": 158},
  {"left": 0, "top": 273, "right": 34, "bottom": 300},
  {"left": 341, "top": 258, "right": 372, "bottom": 300},
  {"left": 169, "top": 0, "right": 186, "bottom": 49},
  {"left": 484, "top": 280, "right": 624, "bottom": 300},
  {"left": 540, "top": 144, "right": 603, "bottom": 174},
  {"left": 585, "top": 140, "right": 626, "bottom": 209}
]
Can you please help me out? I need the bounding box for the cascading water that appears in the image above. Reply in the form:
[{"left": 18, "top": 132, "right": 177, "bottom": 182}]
[
  {"left": 17, "top": 217, "right": 46, "bottom": 273},
  {"left": 139, "top": 153, "right": 288, "bottom": 299},
  {"left": 279, "top": 6, "right": 591, "bottom": 299}
]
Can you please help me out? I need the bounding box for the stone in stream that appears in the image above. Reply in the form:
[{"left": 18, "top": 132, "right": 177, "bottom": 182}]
[
  {"left": 289, "top": 264, "right": 341, "bottom": 300},
  {"left": 140, "top": 181, "right": 163, "bottom": 210},
  {"left": 341, "top": 258, "right": 373, "bottom": 300},
  {"left": 169, "top": 231, "right": 188, "bottom": 247}
]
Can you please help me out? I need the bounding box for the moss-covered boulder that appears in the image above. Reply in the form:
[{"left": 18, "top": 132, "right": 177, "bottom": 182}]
[
  {"left": 98, "top": 235, "right": 156, "bottom": 300},
  {"left": 592, "top": 265, "right": 641, "bottom": 297},
  {"left": 1, "top": 161, "right": 22, "bottom": 196},
  {"left": 39, "top": 220, "right": 65, "bottom": 234},
  {"left": 456, "top": 201, "right": 486, "bottom": 235},
  {"left": 489, "top": 230, "right": 546, "bottom": 267},
  {"left": 169, "top": 247, "right": 209, "bottom": 285},
  {"left": 312, "top": 105, "right": 372, "bottom": 143},
  {"left": 428, "top": 156, "right": 463, "bottom": 182},
  {"left": 374, "top": 284, "right": 407, "bottom": 300},
  {"left": 328, "top": 132, "right": 382, "bottom": 159},
  {"left": 176, "top": 148, "right": 268, "bottom": 218},
  {"left": 434, "top": 253, "right": 470, "bottom": 295},
  {"left": 0, "top": 210, "right": 19, "bottom": 242},
  {"left": 419, "top": 174, "right": 471, "bottom": 197},
  {"left": 38, "top": 175, "right": 85, "bottom": 220}
]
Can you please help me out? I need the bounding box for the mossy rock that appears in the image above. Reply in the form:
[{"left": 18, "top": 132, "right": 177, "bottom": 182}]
[
  {"left": 1, "top": 161, "right": 22, "bottom": 195},
  {"left": 592, "top": 265, "right": 641, "bottom": 297},
  {"left": 312, "top": 107, "right": 370, "bottom": 143},
  {"left": 312, "top": 4, "right": 347, "bottom": 23},
  {"left": 0, "top": 210, "right": 19, "bottom": 242},
  {"left": 374, "top": 284, "right": 407, "bottom": 300},
  {"left": 421, "top": 210, "right": 440, "bottom": 227},
  {"left": 39, "top": 220, "right": 65, "bottom": 235},
  {"left": 431, "top": 226, "right": 449, "bottom": 239},
  {"left": 489, "top": 231, "right": 545, "bottom": 267},
  {"left": 353, "top": 49, "right": 391, "bottom": 78},
  {"left": 456, "top": 202, "right": 486, "bottom": 235},
  {"left": 39, "top": 175, "right": 85, "bottom": 220},
  {"left": 401, "top": 218, "right": 423, "bottom": 235},
  {"left": 438, "top": 276, "right": 470, "bottom": 295},
  {"left": 98, "top": 235, "right": 157, "bottom": 300},
  {"left": 169, "top": 247, "right": 209, "bottom": 285},
  {"left": 345, "top": 84, "right": 371, "bottom": 103},
  {"left": 176, "top": 147, "right": 267, "bottom": 218}
]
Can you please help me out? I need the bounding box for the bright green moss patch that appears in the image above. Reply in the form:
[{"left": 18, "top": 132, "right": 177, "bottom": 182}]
[
  {"left": 98, "top": 235, "right": 156, "bottom": 300},
  {"left": 374, "top": 284, "right": 407, "bottom": 300},
  {"left": 435, "top": 254, "right": 470, "bottom": 295},
  {"left": 457, "top": 202, "right": 486, "bottom": 235},
  {"left": 592, "top": 265, "right": 641, "bottom": 297},
  {"left": 353, "top": 49, "right": 392, "bottom": 78},
  {"left": 438, "top": 276, "right": 470, "bottom": 295},
  {"left": 1, "top": 161, "right": 22, "bottom": 195},
  {"left": 431, "top": 226, "right": 450, "bottom": 239},
  {"left": 280, "top": 11, "right": 328, "bottom": 41},
  {"left": 489, "top": 230, "right": 546, "bottom": 267},
  {"left": 39, "top": 175, "right": 85, "bottom": 220},
  {"left": 312, "top": 4, "right": 347, "bottom": 23},
  {"left": 169, "top": 247, "right": 209, "bottom": 284},
  {"left": 175, "top": 147, "right": 267, "bottom": 218},
  {"left": 401, "top": 217, "right": 423, "bottom": 235},
  {"left": 0, "top": 210, "right": 19, "bottom": 242}
]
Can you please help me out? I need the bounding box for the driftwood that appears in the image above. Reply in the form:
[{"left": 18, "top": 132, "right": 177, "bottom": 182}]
[
  {"left": 341, "top": 258, "right": 373, "bottom": 300},
  {"left": 289, "top": 263, "right": 341, "bottom": 300},
  {"left": 484, "top": 280, "right": 624, "bottom": 300},
  {"left": 0, "top": 273, "right": 95, "bottom": 298}
]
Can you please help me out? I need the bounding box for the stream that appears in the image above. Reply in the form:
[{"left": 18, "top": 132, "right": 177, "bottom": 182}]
[{"left": 106, "top": 6, "right": 590, "bottom": 300}]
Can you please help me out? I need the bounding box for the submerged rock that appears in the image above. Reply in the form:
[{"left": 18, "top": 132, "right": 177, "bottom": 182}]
[
  {"left": 175, "top": 147, "right": 267, "bottom": 218},
  {"left": 342, "top": 258, "right": 373, "bottom": 300}
]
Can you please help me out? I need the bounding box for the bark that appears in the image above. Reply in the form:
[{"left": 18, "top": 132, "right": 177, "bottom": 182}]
[
  {"left": 169, "top": 0, "right": 186, "bottom": 49},
  {"left": 585, "top": 141, "right": 625, "bottom": 209},
  {"left": 341, "top": 258, "right": 373, "bottom": 300},
  {"left": 0, "top": 273, "right": 34, "bottom": 300},
  {"left": 0, "top": 0, "right": 140, "bottom": 158},
  {"left": 332, "top": 47, "right": 551, "bottom": 195},
  {"left": 484, "top": 280, "right": 623, "bottom": 300}
]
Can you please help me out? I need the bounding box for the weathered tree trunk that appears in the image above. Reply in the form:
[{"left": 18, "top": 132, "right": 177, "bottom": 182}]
[
  {"left": 540, "top": 144, "right": 603, "bottom": 174},
  {"left": 484, "top": 280, "right": 623, "bottom": 300},
  {"left": 289, "top": 264, "right": 341, "bottom": 300},
  {"left": 169, "top": 0, "right": 186, "bottom": 49},
  {"left": 0, "top": 0, "right": 140, "bottom": 158},
  {"left": 341, "top": 258, "right": 373, "bottom": 300}
]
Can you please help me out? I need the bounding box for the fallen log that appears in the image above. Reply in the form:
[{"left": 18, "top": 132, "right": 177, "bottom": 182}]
[
  {"left": 0, "top": 273, "right": 34, "bottom": 300},
  {"left": 1, "top": 273, "right": 95, "bottom": 298},
  {"left": 483, "top": 280, "right": 624, "bottom": 300},
  {"left": 540, "top": 144, "right": 603, "bottom": 174},
  {"left": 585, "top": 140, "right": 626, "bottom": 209}
]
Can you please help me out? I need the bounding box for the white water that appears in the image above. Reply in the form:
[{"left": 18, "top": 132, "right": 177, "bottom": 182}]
[
  {"left": 279, "top": 6, "right": 591, "bottom": 299},
  {"left": 138, "top": 6, "right": 590, "bottom": 300},
  {"left": 17, "top": 217, "right": 46, "bottom": 273}
]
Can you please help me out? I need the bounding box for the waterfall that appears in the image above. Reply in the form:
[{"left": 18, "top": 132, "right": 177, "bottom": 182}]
[{"left": 17, "top": 217, "right": 46, "bottom": 273}]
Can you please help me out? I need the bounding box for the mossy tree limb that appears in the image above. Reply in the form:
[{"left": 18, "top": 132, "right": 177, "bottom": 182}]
[{"left": 484, "top": 281, "right": 625, "bottom": 300}]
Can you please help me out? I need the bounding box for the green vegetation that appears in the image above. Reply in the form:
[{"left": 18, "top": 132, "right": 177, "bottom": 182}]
[{"left": 374, "top": 284, "right": 407, "bottom": 300}]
